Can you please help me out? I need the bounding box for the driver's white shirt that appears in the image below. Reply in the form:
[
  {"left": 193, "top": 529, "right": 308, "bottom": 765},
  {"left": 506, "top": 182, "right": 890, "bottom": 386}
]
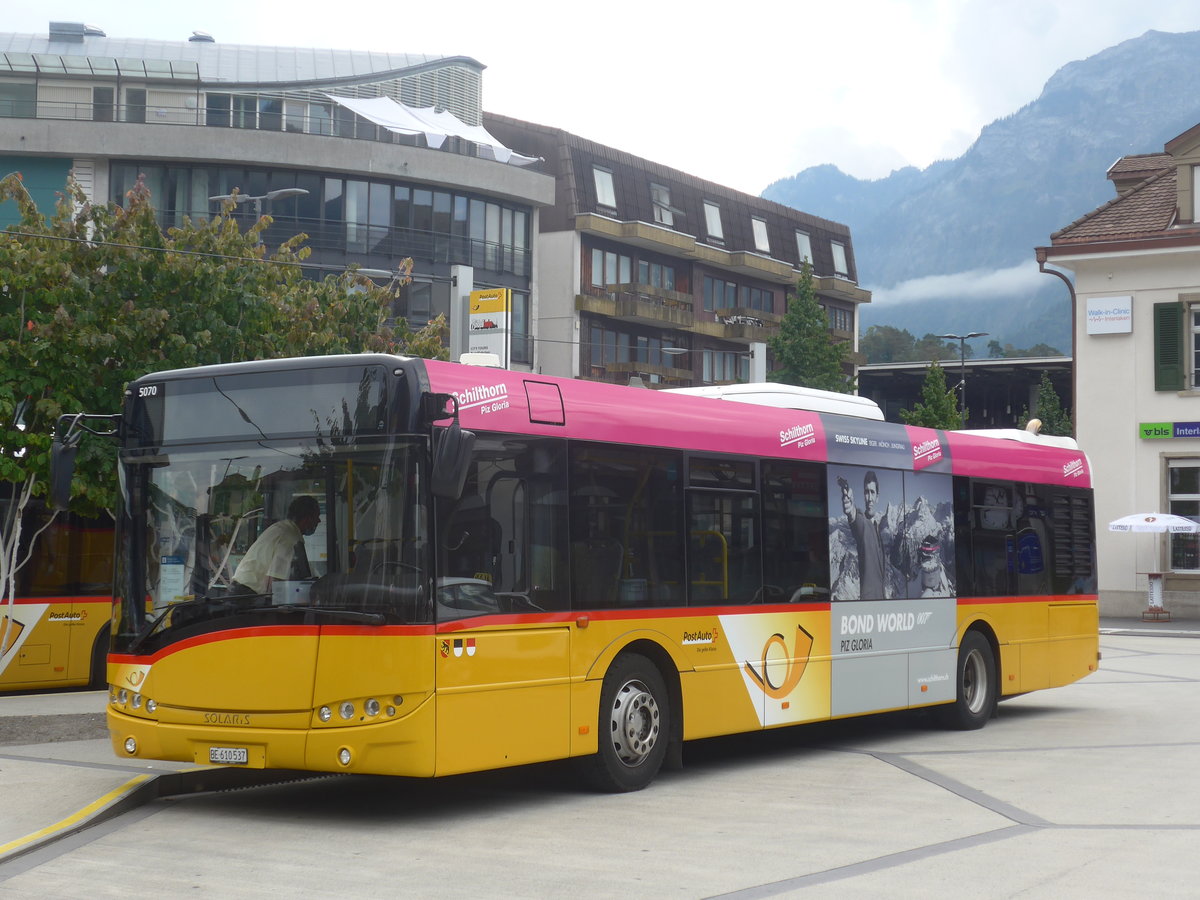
[{"left": 232, "top": 519, "right": 302, "bottom": 593}]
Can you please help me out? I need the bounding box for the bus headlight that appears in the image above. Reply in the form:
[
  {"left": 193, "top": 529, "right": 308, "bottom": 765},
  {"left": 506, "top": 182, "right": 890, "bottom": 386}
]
[
  {"left": 337, "top": 747, "right": 352, "bottom": 766},
  {"left": 339, "top": 701, "right": 355, "bottom": 720},
  {"left": 132, "top": 693, "right": 143, "bottom": 709},
  {"left": 145, "top": 699, "right": 157, "bottom": 714},
  {"left": 123, "top": 737, "right": 137, "bottom": 755},
  {"left": 318, "top": 706, "right": 332, "bottom": 722},
  {"left": 364, "top": 698, "right": 380, "bottom": 717}
]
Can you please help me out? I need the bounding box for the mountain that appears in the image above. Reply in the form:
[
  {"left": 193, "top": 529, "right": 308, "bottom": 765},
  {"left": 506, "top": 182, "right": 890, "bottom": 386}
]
[{"left": 762, "top": 29, "right": 1200, "bottom": 357}]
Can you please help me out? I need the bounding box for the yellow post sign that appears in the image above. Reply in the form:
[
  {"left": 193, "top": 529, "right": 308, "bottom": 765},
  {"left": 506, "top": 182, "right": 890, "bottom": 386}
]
[{"left": 468, "top": 288, "right": 511, "bottom": 362}]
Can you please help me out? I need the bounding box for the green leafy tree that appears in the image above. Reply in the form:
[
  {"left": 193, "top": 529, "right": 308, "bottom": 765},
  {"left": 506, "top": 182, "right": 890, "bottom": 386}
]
[
  {"left": 768, "top": 262, "right": 853, "bottom": 393},
  {"left": 0, "top": 172, "right": 444, "bottom": 615},
  {"left": 899, "top": 361, "right": 964, "bottom": 430},
  {"left": 913, "top": 333, "right": 960, "bottom": 363},
  {"left": 1021, "top": 371, "right": 1073, "bottom": 436},
  {"left": 860, "top": 324, "right": 918, "bottom": 363}
]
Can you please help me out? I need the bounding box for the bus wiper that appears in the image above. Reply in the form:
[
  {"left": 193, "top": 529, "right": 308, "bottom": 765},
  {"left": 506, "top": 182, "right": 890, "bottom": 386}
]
[
  {"left": 128, "top": 598, "right": 209, "bottom": 653},
  {"left": 243, "top": 605, "right": 387, "bottom": 625}
]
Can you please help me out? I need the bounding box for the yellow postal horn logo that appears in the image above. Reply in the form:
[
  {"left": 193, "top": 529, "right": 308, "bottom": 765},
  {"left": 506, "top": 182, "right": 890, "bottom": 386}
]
[{"left": 743, "top": 625, "right": 815, "bottom": 699}]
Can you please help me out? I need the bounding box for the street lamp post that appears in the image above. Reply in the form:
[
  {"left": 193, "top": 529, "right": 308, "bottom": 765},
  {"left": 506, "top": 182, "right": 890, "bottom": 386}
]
[
  {"left": 208, "top": 188, "right": 309, "bottom": 245},
  {"left": 938, "top": 331, "right": 988, "bottom": 422},
  {"left": 208, "top": 187, "right": 309, "bottom": 217}
]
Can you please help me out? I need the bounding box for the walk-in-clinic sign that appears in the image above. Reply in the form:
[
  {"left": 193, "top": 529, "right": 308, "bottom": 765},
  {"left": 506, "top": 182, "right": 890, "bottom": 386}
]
[{"left": 1086, "top": 296, "right": 1132, "bottom": 334}]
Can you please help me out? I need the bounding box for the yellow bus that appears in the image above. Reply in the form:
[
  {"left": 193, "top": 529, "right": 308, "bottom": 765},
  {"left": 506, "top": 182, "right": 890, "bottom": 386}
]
[
  {"left": 0, "top": 496, "right": 112, "bottom": 692},
  {"left": 55, "top": 354, "right": 1098, "bottom": 791}
]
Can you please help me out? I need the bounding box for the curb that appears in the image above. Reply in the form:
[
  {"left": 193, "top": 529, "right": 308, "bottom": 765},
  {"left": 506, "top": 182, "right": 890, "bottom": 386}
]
[{"left": 0, "top": 766, "right": 324, "bottom": 865}]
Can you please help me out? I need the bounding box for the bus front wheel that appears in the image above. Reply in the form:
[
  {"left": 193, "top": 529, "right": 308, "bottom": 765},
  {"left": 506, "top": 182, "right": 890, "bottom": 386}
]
[
  {"left": 941, "top": 630, "right": 996, "bottom": 730},
  {"left": 582, "top": 654, "right": 669, "bottom": 792}
]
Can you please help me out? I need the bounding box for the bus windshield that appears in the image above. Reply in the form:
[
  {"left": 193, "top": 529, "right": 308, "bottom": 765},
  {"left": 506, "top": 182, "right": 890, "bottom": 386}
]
[{"left": 114, "top": 437, "right": 430, "bottom": 653}]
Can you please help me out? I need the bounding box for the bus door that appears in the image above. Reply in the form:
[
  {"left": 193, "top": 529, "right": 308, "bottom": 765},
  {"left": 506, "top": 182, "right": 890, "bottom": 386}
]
[
  {"left": 6, "top": 509, "right": 79, "bottom": 685},
  {"left": 1, "top": 602, "right": 64, "bottom": 685},
  {"left": 433, "top": 435, "right": 572, "bottom": 775}
]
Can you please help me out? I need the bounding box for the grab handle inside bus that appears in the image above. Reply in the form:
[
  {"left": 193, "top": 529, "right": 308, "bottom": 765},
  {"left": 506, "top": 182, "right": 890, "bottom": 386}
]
[{"left": 423, "top": 393, "right": 476, "bottom": 500}]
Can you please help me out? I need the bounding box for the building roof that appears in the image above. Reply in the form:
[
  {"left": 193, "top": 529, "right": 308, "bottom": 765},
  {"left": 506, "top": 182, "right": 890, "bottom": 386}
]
[
  {"left": 0, "top": 28, "right": 481, "bottom": 88},
  {"left": 1050, "top": 166, "right": 1179, "bottom": 244}
]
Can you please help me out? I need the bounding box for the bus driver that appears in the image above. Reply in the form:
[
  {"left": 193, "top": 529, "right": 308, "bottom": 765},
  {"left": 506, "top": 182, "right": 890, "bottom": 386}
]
[{"left": 230, "top": 496, "right": 321, "bottom": 596}]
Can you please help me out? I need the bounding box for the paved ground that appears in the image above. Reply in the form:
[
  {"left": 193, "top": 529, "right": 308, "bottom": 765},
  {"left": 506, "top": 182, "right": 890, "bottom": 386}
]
[{"left": 1, "top": 617, "right": 1198, "bottom": 897}]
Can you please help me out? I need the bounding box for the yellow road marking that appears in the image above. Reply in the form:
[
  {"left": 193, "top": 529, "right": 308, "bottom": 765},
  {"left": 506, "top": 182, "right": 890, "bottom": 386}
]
[{"left": 0, "top": 774, "right": 152, "bottom": 857}]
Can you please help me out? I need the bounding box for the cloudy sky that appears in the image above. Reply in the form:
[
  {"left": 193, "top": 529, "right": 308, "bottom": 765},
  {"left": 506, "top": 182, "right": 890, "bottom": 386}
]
[{"left": 9, "top": 2, "right": 1200, "bottom": 194}]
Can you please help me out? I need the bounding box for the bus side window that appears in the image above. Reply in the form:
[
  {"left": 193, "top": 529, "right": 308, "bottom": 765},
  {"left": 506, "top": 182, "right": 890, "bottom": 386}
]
[
  {"left": 568, "top": 443, "right": 683, "bottom": 610},
  {"left": 762, "top": 461, "right": 830, "bottom": 602}
]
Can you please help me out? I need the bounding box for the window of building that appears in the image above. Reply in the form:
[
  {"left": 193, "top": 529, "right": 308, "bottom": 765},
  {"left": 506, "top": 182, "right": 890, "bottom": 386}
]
[
  {"left": 309, "top": 101, "right": 333, "bottom": 135},
  {"left": 124, "top": 88, "right": 147, "bottom": 124},
  {"left": 1194, "top": 165, "right": 1200, "bottom": 223},
  {"left": 593, "top": 166, "right": 616, "bottom": 208},
  {"left": 738, "top": 285, "right": 773, "bottom": 313},
  {"left": 650, "top": 183, "right": 674, "bottom": 227},
  {"left": 112, "top": 163, "right": 532, "bottom": 276},
  {"left": 205, "top": 92, "right": 230, "bottom": 127},
  {"left": 703, "top": 201, "right": 724, "bottom": 242},
  {"left": 283, "top": 100, "right": 306, "bottom": 134},
  {"left": 831, "top": 241, "right": 849, "bottom": 277},
  {"left": 1168, "top": 459, "right": 1200, "bottom": 570},
  {"left": 823, "top": 304, "right": 852, "bottom": 332},
  {"left": 92, "top": 86, "right": 114, "bottom": 122},
  {"left": 702, "top": 349, "right": 749, "bottom": 383},
  {"left": 509, "top": 291, "right": 532, "bottom": 365},
  {"left": 0, "top": 82, "right": 36, "bottom": 118},
  {"left": 591, "top": 248, "right": 632, "bottom": 288},
  {"left": 258, "top": 97, "right": 283, "bottom": 132},
  {"left": 1190, "top": 303, "right": 1200, "bottom": 389},
  {"left": 752, "top": 217, "right": 770, "bottom": 253},
  {"left": 230, "top": 94, "right": 257, "bottom": 129},
  {"left": 638, "top": 260, "right": 675, "bottom": 291},
  {"left": 795, "top": 230, "right": 813, "bottom": 264},
  {"left": 703, "top": 275, "right": 738, "bottom": 312}
]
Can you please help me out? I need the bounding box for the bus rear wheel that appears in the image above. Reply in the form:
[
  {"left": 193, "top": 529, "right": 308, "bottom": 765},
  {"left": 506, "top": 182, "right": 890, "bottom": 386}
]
[
  {"left": 941, "top": 630, "right": 996, "bottom": 730},
  {"left": 582, "top": 654, "right": 669, "bottom": 792}
]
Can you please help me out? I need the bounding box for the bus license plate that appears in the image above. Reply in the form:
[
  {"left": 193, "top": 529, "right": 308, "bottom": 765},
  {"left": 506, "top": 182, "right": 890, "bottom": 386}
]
[{"left": 209, "top": 746, "right": 249, "bottom": 765}]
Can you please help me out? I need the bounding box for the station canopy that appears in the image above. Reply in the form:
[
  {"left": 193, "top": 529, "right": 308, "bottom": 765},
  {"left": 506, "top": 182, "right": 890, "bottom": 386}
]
[{"left": 325, "top": 95, "right": 539, "bottom": 166}]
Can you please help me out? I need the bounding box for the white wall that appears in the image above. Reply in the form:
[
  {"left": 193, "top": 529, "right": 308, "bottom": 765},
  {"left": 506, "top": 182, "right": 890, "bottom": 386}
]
[{"left": 1067, "top": 246, "right": 1200, "bottom": 615}]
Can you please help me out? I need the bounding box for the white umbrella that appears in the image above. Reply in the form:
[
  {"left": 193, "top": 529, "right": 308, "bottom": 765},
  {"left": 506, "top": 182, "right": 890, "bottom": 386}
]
[
  {"left": 1108, "top": 513, "right": 1200, "bottom": 533},
  {"left": 1108, "top": 513, "right": 1200, "bottom": 616}
]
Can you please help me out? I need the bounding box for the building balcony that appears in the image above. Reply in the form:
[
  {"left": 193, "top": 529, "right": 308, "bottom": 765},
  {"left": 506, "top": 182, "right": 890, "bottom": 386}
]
[
  {"left": 691, "top": 309, "right": 776, "bottom": 344},
  {"left": 575, "top": 213, "right": 797, "bottom": 284},
  {"left": 576, "top": 285, "right": 695, "bottom": 328},
  {"left": 813, "top": 275, "right": 871, "bottom": 304}
]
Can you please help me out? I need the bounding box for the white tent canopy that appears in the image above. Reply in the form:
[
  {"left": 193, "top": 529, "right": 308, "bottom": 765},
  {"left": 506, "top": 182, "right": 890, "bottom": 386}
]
[{"left": 324, "top": 95, "right": 540, "bottom": 166}]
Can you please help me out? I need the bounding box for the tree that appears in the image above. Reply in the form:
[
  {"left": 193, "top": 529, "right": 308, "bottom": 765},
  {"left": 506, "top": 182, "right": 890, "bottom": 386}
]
[
  {"left": 860, "top": 324, "right": 918, "bottom": 363},
  {"left": 0, "top": 173, "right": 445, "bottom": 619},
  {"left": 768, "top": 262, "right": 853, "bottom": 393},
  {"left": 1021, "top": 371, "right": 1073, "bottom": 436},
  {"left": 913, "top": 333, "right": 961, "bottom": 363},
  {"left": 899, "top": 361, "right": 963, "bottom": 430}
]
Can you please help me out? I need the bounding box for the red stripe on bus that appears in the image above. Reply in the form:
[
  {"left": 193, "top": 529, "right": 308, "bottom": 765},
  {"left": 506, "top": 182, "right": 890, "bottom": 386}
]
[
  {"left": 9, "top": 595, "right": 112, "bottom": 605},
  {"left": 957, "top": 594, "right": 1099, "bottom": 606},
  {"left": 109, "top": 623, "right": 433, "bottom": 663}
]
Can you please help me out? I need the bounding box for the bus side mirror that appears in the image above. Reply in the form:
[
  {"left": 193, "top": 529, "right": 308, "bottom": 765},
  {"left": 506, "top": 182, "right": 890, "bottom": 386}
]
[
  {"left": 431, "top": 421, "right": 475, "bottom": 500},
  {"left": 49, "top": 437, "right": 77, "bottom": 511}
]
